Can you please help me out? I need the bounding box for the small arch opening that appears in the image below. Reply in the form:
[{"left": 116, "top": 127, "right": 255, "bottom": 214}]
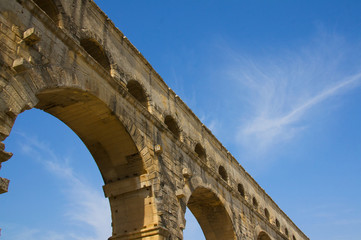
[
  {"left": 80, "top": 38, "right": 111, "bottom": 71},
  {"left": 218, "top": 165, "right": 228, "bottom": 181},
  {"left": 33, "top": 0, "right": 59, "bottom": 24},
  {"left": 264, "top": 208, "right": 270, "bottom": 221},
  {"left": 293, "top": 235, "right": 297, "bottom": 240},
  {"left": 276, "top": 218, "right": 280, "bottom": 230},
  {"left": 194, "top": 143, "right": 206, "bottom": 161},
  {"left": 127, "top": 80, "right": 148, "bottom": 108},
  {"left": 252, "top": 197, "right": 258, "bottom": 209},
  {"left": 164, "top": 115, "right": 180, "bottom": 139},
  {"left": 237, "top": 183, "right": 245, "bottom": 197},
  {"left": 257, "top": 231, "right": 271, "bottom": 240},
  {"left": 285, "top": 227, "right": 289, "bottom": 237}
]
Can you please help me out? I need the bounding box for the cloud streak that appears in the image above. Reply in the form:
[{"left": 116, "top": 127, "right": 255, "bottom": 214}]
[
  {"left": 221, "top": 32, "right": 361, "bottom": 158},
  {"left": 241, "top": 72, "right": 361, "bottom": 146}
]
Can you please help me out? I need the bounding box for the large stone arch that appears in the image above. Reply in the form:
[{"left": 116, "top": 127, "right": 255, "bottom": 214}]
[
  {"left": 183, "top": 183, "right": 236, "bottom": 240},
  {"left": 35, "top": 87, "right": 142, "bottom": 181},
  {"left": 0, "top": 59, "right": 158, "bottom": 238}
]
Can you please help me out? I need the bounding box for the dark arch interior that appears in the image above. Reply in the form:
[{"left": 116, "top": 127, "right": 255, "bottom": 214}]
[
  {"left": 186, "top": 187, "right": 236, "bottom": 240},
  {"left": 127, "top": 80, "right": 148, "bottom": 108},
  {"left": 195, "top": 143, "right": 206, "bottom": 161},
  {"left": 164, "top": 115, "right": 180, "bottom": 139},
  {"left": 238, "top": 183, "right": 245, "bottom": 197},
  {"left": 80, "top": 38, "right": 111, "bottom": 71},
  {"left": 257, "top": 231, "right": 271, "bottom": 240},
  {"left": 218, "top": 165, "right": 228, "bottom": 181},
  {"left": 264, "top": 208, "right": 270, "bottom": 220},
  {"left": 252, "top": 197, "right": 258, "bottom": 208},
  {"left": 33, "top": 0, "right": 59, "bottom": 23},
  {"left": 276, "top": 218, "right": 280, "bottom": 229}
]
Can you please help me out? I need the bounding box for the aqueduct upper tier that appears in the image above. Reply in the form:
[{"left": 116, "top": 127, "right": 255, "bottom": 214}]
[{"left": 0, "top": 1, "right": 309, "bottom": 239}]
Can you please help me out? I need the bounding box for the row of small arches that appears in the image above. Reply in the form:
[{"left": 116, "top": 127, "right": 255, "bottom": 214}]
[
  {"left": 217, "top": 167, "right": 298, "bottom": 240},
  {"left": 32, "top": 0, "right": 200, "bottom": 145},
  {"left": 33, "top": 0, "right": 116, "bottom": 75},
  {"left": 249, "top": 191, "right": 297, "bottom": 239}
]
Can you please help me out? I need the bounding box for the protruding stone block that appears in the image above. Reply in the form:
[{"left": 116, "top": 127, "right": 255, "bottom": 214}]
[
  {"left": 182, "top": 168, "right": 192, "bottom": 179},
  {"left": 154, "top": 144, "right": 163, "bottom": 155},
  {"left": 23, "top": 27, "right": 40, "bottom": 45},
  {"left": 0, "top": 142, "right": 12, "bottom": 163},
  {"left": 0, "top": 177, "right": 10, "bottom": 194},
  {"left": 12, "top": 58, "right": 30, "bottom": 72},
  {"left": 110, "top": 68, "right": 120, "bottom": 80},
  {"left": 175, "top": 189, "right": 185, "bottom": 199},
  {"left": 0, "top": 150, "right": 12, "bottom": 163},
  {"left": 103, "top": 174, "right": 150, "bottom": 198},
  {"left": 5, "top": 107, "right": 16, "bottom": 118}
]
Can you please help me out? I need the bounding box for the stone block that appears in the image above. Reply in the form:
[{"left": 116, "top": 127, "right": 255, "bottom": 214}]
[
  {"left": 23, "top": 27, "right": 40, "bottom": 45},
  {"left": 0, "top": 177, "right": 9, "bottom": 194},
  {"left": 12, "top": 58, "right": 30, "bottom": 72},
  {"left": 182, "top": 168, "right": 191, "bottom": 179},
  {"left": 154, "top": 144, "right": 162, "bottom": 154}
]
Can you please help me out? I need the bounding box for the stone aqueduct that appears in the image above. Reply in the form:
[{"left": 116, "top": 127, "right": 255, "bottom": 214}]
[{"left": 0, "top": 1, "right": 309, "bottom": 239}]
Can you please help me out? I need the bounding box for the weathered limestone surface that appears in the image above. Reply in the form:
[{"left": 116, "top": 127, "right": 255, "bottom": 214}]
[{"left": 0, "top": 1, "right": 309, "bottom": 240}]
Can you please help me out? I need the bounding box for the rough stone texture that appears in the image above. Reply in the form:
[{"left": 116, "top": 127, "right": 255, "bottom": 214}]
[{"left": 0, "top": 1, "right": 309, "bottom": 240}]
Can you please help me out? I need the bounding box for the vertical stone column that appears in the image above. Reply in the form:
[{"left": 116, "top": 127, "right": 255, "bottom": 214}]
[
  {"left": 0, "top": 142, "right": 12, "bottom": 194},
  {"left": 103, "top": 174, "right": 170, "bottom": 240}
]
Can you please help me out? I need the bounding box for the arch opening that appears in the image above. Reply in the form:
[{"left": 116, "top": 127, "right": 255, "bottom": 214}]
[
  {"left": 237, "top": 183, "right": 245, "bottom": 197},
  {"left": 183, "top": 206, "right": 205, "bottom": 240},
  {"left": 127, "top": 80, "right": 148, "bottom": 108},
  {"left": 264, "top": 208, "right": 270, "bottom": 221},
  {"left": 218, "top": 165, "right": 228, "bottom": 181},
  {"left": 276, "top": 218, "right": 280, "bottom": 230},
  {"left": 252, "top": 197, "right": 258, "bottom": 209},
  {"left": 1, "top": 108, "right": 112, "bottom": 238},
  {"left": 257, "top": 231, "right": 271, "bottom": 240},
  {"left": 285, "top": 227, "right": 289, "bottom": 237},
  {"left": 3, "top": 87, "right": 151, "bottom": 238},
  {"left": 35, "top": 88, "right": 142, "bottom": 181},
  {"left": 33, "top": 0, "right": 60, "bottom": 24},
  {"left": 185, "top": 187, "right": 236, "bottom": 240},
  {"left": 164, "top": 115, "right": 180, "bottom": 139},
  {"left": 80, "top": 38, "right": 111, "bottom": 71},
  {"left": 194, "top": 143, "right": 206, "bottom": 161}
]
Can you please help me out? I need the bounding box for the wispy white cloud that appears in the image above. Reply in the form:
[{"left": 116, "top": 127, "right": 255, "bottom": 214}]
[
  {"left": 15, "top": 134, "right": 111, "bottom": 240},
  {"left": 222, "top": 32, "right": 361, "bottom": 157}
]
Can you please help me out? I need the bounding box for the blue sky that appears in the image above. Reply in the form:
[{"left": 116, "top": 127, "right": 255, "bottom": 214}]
[{"left": 1, "top": 1, "right": 361, "bottom": 239}]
